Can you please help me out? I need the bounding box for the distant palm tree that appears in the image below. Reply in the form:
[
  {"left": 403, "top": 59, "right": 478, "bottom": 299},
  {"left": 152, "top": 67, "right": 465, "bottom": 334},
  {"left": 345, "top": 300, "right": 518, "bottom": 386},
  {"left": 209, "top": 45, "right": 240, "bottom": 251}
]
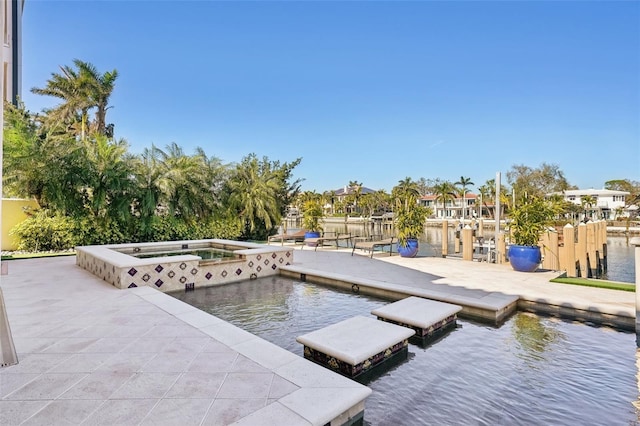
[
  {"left": 477, "top": 181, "right": 493, "bottom": 219},
  {"left": 433, "top": 182, "right": 456, "bottom": 219},
  {"left": 392, "top": 177, "right": 420, "bottom": 210},
  {"left": 455, "top": 176, "right": 474, "bottom": 219},
  {"left": 581, "top": 195, "right": 596, "bottom": 220},
  {"left": 347, "top": 180, "right": 363, "bottom": 214}
]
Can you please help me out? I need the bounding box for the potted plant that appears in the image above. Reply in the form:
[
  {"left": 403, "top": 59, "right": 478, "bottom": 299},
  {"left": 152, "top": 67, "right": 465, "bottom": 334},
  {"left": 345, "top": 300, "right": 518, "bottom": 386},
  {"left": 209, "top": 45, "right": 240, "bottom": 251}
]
[
  {"left": 302, "top": 200, "right": 323, "bottom": 243},
  {"left": 507, "top": 195, "right": 554, "bottom": 272},
  {"left": 395, "top": 196, "right": 429, "bottom": 258}
]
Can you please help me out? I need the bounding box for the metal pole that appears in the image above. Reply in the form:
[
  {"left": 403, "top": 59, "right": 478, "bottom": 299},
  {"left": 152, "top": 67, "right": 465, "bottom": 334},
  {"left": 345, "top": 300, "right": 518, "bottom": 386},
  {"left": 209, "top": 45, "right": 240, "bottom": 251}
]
[{"left": 495, "top": 172, "right": 501, "bottom": 242}]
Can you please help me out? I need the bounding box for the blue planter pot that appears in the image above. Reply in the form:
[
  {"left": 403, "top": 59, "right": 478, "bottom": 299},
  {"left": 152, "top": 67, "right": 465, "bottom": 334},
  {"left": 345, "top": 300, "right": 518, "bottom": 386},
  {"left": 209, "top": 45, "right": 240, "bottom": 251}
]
[
  {"left": 305, "top": 231, "right": 320, "bottom": 246},
  {"left": 397, "top": 239, "right": 419, "bottom": 258},
  {"left": 508, "top": 245, "right": 541, "bottom": 272}
]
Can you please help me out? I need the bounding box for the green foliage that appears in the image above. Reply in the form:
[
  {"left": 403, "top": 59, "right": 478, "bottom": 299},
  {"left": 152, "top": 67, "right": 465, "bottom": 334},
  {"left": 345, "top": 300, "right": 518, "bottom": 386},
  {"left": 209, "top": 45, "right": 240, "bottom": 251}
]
[
  {"left": 395, "top": 197, "right": 429, "bottom": 247},
  {"left": 225, "top": 153, "right": 300, "bottom": 240},
  {"left": 10, "top": 210, "right": 81, "bottom": 251},
  {"left": 8, "top": 61, "right": 300, "bottom": 251},
  {"left": 138, "top": 215, "right": 242, "bottom": 242},
  {"left": 508, "top": 196, "right": 554, "bottom": 246},
  {"left": 75, "top": 216, "right": 128, "bottom": 245},
  {"left": 31, "top": 59, "right": 118, "bottom": 138},
  {"left": 302, "top": 200, "right": 323, "bottom": 232},
  {"left": 506, "top": 163, "right": 574, "bottom": 201}
]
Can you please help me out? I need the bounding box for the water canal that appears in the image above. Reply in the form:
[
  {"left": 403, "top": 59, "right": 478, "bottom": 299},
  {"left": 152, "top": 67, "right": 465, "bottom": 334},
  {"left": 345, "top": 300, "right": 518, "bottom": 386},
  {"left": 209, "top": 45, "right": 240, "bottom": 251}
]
[{"left": 170, "top": 277, "right": 639, "bottom": 425}]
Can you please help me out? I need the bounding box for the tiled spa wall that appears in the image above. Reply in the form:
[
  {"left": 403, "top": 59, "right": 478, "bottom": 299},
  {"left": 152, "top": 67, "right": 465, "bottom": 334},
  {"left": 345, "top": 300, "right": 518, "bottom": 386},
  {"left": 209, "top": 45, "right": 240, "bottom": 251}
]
[{"left": 76, "top": 240, "right": 294, "bottom": 293}]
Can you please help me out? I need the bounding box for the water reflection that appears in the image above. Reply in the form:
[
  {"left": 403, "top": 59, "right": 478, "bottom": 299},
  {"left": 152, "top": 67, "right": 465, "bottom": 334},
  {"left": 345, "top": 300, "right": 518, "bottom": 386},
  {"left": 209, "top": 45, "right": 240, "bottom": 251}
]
[{"left": 511, "top": 312, "right": 565, "bottom": 363}]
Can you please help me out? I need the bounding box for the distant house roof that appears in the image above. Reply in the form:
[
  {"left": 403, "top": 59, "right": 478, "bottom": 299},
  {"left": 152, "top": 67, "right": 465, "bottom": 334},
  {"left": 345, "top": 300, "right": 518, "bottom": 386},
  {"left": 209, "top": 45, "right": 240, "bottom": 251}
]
[
  {"left": 419, "top": 193, "right": 478, "bottom": 201},
  {"left": 548, "top": 189, "right": 630, "bottom": 197},
  {"left": 333, "top": 185, "right": 377, "bottom": 196}
]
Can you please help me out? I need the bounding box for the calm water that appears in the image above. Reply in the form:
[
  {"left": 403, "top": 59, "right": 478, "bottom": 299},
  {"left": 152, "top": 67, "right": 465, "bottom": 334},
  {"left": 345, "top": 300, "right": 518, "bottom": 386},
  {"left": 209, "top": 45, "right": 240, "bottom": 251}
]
[
  {"left": 171, "top": 277, "right": 640, "bottom": 425},
  {"left": 317, "top": 222, "right": 637, "bottom": 284},
  {"left": 132, "top": 248, "right": 236, "bottom": 260}
]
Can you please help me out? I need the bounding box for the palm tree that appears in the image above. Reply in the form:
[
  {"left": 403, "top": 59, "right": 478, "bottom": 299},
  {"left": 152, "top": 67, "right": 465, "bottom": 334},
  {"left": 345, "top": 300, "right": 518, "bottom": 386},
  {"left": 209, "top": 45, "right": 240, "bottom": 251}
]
[
  {"left": 392, "top": 177, "right": 420, "bottom": 206},
  {"left": 74, "top": 60, "right": 118, "bottom": 136},
  {"left": 581, "top": 195, "right": 596, "bottom": 221},
  {"left": 31, "top": 63, "right": 92, "bottom": 139},
  {"left": 433, "top": 182, "right": 456, "bottom": 219},
  {"left": 226, "top": 154, "right": 281, "bottom": 238},
  {"left": 132, "top": 144, "right": 169, "bottom": 238},
  {"left": 2, "top": 101, "right": 87, "bottom": 213},
  {"left": 157, "top": 142, "right": 214, "bottom": 222},
  {"left": 31, "top": 59, "right": 118, "bottom": 139},
  {"left": 477, "top": 181, "right": 493, "bottom": 219},
  {"left": 347, "top": 180, "right": 363, "bottom": 215},
  {"left": 454, "top": 176, "right": 474, "bottom": 219},
  {"left": 82, "top": 135, "right": 135, "bottom": 226}
]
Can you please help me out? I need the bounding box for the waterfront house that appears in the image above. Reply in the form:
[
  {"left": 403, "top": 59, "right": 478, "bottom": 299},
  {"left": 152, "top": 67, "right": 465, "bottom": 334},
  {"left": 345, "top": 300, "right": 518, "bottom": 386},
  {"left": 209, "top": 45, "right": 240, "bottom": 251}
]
[{"left": 547, "top": 188, "right": 632, "bottom": 220}]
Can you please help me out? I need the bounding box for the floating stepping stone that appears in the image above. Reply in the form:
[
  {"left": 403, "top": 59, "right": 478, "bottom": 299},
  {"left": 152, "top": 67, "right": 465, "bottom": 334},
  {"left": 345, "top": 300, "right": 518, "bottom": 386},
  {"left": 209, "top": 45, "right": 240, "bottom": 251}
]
[
  {"left": 296, "top": 315, "right": 415, "bottom": 379},
  {"left": 371, "top": 296, "right": 462, "bottom": 343}
]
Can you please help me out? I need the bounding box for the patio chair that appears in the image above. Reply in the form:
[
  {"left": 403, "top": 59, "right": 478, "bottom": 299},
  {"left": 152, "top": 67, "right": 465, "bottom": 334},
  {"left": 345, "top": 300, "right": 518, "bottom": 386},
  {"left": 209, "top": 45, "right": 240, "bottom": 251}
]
[
  {"left": 351, "top": 236, "right": 396, "bottom": 258},
  {"left": 268, "top": 229, "right": 307, "bottom": 244},
  {"left": 303, "top": 232, "right": 352, "bottom": 251}
]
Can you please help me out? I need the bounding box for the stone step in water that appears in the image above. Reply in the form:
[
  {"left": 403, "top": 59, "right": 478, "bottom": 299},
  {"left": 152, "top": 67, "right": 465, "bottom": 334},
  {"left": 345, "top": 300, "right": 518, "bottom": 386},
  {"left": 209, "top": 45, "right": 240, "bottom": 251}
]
[
  {"left": 296, "top": 315, "right": 415, "bottom": 379},
  {"left": 371, "top": 296, "right": 462, "bottom": 343}
]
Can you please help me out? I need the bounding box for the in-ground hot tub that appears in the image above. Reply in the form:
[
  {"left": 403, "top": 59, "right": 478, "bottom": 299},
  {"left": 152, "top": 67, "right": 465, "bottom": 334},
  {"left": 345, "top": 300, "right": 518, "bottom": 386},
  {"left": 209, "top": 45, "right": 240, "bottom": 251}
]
[{"left": 76, "top": 239, "right": 294, "bottom": 292}]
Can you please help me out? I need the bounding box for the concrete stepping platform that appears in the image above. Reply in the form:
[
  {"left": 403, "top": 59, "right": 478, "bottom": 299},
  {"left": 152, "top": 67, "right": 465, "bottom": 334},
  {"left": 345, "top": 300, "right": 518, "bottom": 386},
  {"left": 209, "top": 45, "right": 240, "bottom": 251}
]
[
  {"left": 371, "top": 296, "right": 462, "bottom": 343},
  {"left": 296, "top": 315, "right": 415, "bottom": 379}
]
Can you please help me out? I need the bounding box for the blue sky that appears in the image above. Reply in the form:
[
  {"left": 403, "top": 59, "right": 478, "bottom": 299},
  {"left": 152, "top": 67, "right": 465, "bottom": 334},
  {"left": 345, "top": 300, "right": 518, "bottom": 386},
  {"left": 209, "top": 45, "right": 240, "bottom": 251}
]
[{"left": 21, "top": 1, "right": 639, "bottom": 193}]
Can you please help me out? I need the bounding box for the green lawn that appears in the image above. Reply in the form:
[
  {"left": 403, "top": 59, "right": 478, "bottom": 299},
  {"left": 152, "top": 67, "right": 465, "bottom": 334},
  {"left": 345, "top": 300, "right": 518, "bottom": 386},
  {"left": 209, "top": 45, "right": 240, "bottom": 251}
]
[
  {"left": 550, "top": 276, "right": 635, "bottom": 292},
  {"left": 1, "top": 251, "right": 76, "bottom": 261}
]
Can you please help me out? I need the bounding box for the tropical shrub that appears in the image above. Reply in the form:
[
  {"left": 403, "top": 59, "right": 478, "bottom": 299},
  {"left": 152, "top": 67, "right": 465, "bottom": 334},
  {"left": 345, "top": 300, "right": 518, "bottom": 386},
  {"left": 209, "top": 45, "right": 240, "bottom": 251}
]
[
  {"left": 10, "top": 210, "right": 81, "bottom": 251},
  {"left": 302, "top": 200, "right": 323, "bottom": 233},
  {"left": 508, "top": 196, "right": 555, "bottom": 246}
]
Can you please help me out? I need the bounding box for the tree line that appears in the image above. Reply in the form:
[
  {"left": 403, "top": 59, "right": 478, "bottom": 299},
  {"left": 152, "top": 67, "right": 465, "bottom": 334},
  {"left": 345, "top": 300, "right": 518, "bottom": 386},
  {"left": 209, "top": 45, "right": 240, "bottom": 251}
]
[
  {"left": 4, "top": 60, "right": 638, "bottom": 251},
  {"left": 3, "top": 60, "right": 302, "bottom": 250}
]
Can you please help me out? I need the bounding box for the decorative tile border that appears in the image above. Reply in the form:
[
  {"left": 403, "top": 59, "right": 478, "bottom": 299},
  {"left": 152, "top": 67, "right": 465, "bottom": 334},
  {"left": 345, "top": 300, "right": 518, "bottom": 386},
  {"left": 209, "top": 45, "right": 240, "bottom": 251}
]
[
  {"left": 76, "top": 239, "right": 294, "bottom": 293},
  {"left": 303, "top": 339, "right": 409, "bottom": 379},
  {"left": 376, "top": 314, "right": 458, "bottom": 339}
]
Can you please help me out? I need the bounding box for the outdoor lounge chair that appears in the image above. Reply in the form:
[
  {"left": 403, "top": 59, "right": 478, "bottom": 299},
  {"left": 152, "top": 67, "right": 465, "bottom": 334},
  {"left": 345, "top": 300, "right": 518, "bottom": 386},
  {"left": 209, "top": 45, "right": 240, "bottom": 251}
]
[
  {"left": 351, "top": 236, "right": 396, "bottom": 258},
  {"left": 303, "top": 232, "right": 352, "bottom": 251},
  {"left": 268, "top": 229, "right": 307, "bottom": 244}
]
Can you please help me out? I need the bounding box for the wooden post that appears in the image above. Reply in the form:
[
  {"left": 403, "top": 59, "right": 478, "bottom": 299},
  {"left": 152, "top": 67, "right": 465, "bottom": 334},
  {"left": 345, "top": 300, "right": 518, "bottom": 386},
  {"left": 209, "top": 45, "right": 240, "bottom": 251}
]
[
  {"left": 441, "top": 220, "right": 448, "bottom": 258},
  {"left": 562, "top": 224, "right": 576, "bottom": 277},
  {"left": 462, "top": 225, "right": 473, "bottom": 261},
  {"left": 497, "top": 233, "right": 506, "bottom": 264},
  {"left": 594, "top": 220, "right": 602, "bottom": 276},
  {"left": 586, "top": 221, "right": 597, "bottom": 278},
  {"left": 599, "top": 220, "right": 608, "bottom": 274},
  {"left": 577, "top": 223, "right": 587, "bottom": 278},
  {"left": 541, "top": 229, "right": 559, "bottom": 271}
]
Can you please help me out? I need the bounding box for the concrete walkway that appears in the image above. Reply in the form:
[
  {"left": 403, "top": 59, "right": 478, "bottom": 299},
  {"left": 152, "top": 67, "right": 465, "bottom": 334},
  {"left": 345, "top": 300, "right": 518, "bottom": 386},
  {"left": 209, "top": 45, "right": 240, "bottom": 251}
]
[{"left": 289, "top": 248, "right": 635, "bottom": 327}]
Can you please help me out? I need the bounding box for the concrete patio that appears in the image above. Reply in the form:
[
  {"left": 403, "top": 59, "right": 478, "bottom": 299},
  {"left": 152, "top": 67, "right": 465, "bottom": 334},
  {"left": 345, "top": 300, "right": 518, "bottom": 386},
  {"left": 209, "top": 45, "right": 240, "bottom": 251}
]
[
  {"left": 0, "top": 247, "right": 636, "bottom": 425},
  {"left": 0, "top": 256, "right": 369, "bottom": 426}
]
